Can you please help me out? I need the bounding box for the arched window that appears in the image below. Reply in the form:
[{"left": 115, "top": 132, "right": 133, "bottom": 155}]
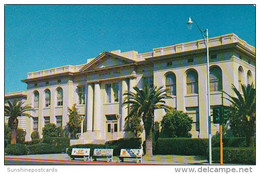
[
  {"left": 165, "top": 72, "right": 176, "bottom": 96},
  {"left": 247, "top": 70, "right": 253, "bottom": 85},
  {"left": 186, "top": 69, "right": 198, "bottom": 94},
  {"left": 33, "top": 91, "right": 39, "bottom": 108},
  {"left": 45, "top": 89, "right": 51, "bottom": 107},
  {"left": 210, "top": 66, "right": 222, "bottom": 92},
  {"left": 238, "top": 66, "right": 244, "bottom": 92},
  {"left": 57, "top": 87, "right": 63, "bottom": 106}
]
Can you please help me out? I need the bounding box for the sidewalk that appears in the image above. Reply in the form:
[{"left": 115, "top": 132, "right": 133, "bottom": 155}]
[{"left": 5, "top": 153, "right": 208, "bottom": 165}]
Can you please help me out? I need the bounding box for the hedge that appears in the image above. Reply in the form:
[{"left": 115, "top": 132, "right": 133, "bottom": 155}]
[
  {"left": 212, "top": 147, "right": 256, "bottom": 164},
  {"left": 27, "top": 143, "right": 60, "bottom": 154},
  {"left": 154, "top": 138, "right": 208, "bottom": 156},
  {"left": 43, "top": 137, "right": 70, "bottom": 152},
  {"left": 67, "top": 138, "right": 142, "bottom": 157},
  {"left": 212, "top": 137, "right": 247, "bottom": 147},
  {"left": 5, "top": 144, "right": 28, "bottom": 155}
]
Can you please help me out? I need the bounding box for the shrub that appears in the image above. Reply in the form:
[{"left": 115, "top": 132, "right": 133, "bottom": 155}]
[
  {"left": 4, "top": 123, "right": 11, "bottom": 145},
  {"left": 16, "top": 128, "right": 26, "bottom": 144},
  {"left": 67, "top": 138, "right": 142, "bottom": 157},
  {"left": 212, "top": 147, "right": 256, "bottom": 164},
  {"left": 31, "top": 131, "right": 40, "bottom": 140},
  {"left": 5, "top": 144, "right": 28, "bottom": 155},
  {"left": 42, "top": 123, "right": 59, "bottom": 138},
  {"left": 27, "top": 143, "right": 58, "bottom": 154},
  {"left": 155, "top": 138, "right": 208, "bottom": 156},
  {"left": 212, "top": 137, "right": 247, "bottom": 147},
  {"left": 43, "top": 137, "right": 70, "bottom": 152},
  {"left": 25, "top": 139, "right": 42, "bottom": 145},
  {"left": 161, "top": 110, "right": 192, "bottom": 138}
]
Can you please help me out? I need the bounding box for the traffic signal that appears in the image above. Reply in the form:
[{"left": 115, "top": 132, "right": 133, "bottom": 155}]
[
  {"left": 222, "top": 106, "right": 230, "bottom": 123},
  {"left": 213, "top": 107, "right": 221, "bottom": 124}
]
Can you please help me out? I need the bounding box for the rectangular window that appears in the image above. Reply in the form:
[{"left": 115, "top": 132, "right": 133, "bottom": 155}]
[
  {"left": 78, "top": 86, "right": 85, "bottom": 104},
  {"left": 106, "top": 84, "right": 112, "bottom": 103},
  {"left": 112, "top": 83, "right": 119, "bottom": 102},
  {"left": 107, "top": 124, "right": 111, "bottom": 132},
  {"left": 56, "top": 116, "right": 62, "bottom": 128},
  {"left": 186, "top": 107, "right": 200, "bottom": 131},
  {"left": 114, "top": 123, "right": 118, "bottom": 132},
  {"left": 44, "top": 117, "right": 50, "bottom": 125},
  {"left": 33, "top": 117, "right": 38, "bottom": 132}
]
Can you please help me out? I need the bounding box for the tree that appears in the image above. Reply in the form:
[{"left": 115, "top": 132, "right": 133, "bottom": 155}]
[
  {"left": 67, "top": 104, "right": 81, "bottom": 138},
  {"left": 4, "top": 99, "right": 33, "bottom": 144},
  {"left": 161, "top": 110, "right": 193, "bottom": 138},
  {"left": 225, "top": 84, "right": 256, "bottom": 147},
  {"left": 42, "top": 123, "right": 59, "bottom": 138},
  {"left": 123, "top": 85, "right": 170, "bottom": 157},
  {"left": 31, "top": 131, "right": 40, "bottom": 140},
  {"left": 16, "top": 128, "right": 26, "bottom": 144},
  {"left": 124, "top": 113, "right": 143, "bottom": 137}
]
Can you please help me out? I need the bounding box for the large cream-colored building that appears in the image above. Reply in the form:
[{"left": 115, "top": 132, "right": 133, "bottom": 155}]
[{"left": 5, "top": 33, "right": 255, "bottom": 144}]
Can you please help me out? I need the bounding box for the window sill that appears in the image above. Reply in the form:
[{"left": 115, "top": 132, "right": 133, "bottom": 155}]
[
  {"left": 210, "top": 91, "right": 222, "bottom": 95},
  {"left": 185, "top": 94, "right": 199, "bottom": 97},
  {"left": 55, "top": 106, "right": 63, "bottom": 109},
  {"left": 104, "top": 102, "right": 119, "bottom": 105}
]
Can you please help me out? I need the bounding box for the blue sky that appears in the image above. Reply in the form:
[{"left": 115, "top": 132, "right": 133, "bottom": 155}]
[{"left": 5, "top": 4, "right": 255, "bottom": 93}]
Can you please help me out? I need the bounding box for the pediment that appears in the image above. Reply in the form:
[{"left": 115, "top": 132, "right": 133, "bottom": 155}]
[{"left": 80, "top": 52, "right": 135, "bottom": 72}]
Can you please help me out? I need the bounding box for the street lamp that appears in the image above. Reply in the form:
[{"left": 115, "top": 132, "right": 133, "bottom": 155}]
[{"left": 187, "top": 17, "right": 212, "bottom": 164}]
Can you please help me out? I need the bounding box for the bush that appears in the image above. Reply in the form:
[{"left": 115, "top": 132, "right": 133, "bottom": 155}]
[
  {"left": 25, "top": 139, "right": 42, "bottom": 145},
  {"left": 161, "top": 110, "right": 192, "bottom": 138},
  {"left": 42, "top": 123, "right": 59, "bottom": 138},
  {"left": 155, "top": 138, "right": 208, "bottom": 156},
  {"left": 31, "top": 131, "right": 40, "bottom": 140},
  {"left": 43, "top": 137, "right": 70, "bottom": 152},
  {"left": 67, "top": 138, "right": 142, "bottom": 157},
  {"left": 16, "top": 128, "right": 26, "bottom": 144},
  {"left": 212, "top": 147, "right": 255, "bottom": 164},
  {"left": 212, "top": 137, "right": 247, "bottom": 147},
  {"left": 5, "top": 144, "right": 28, "bottom": 155},
  {"left": 27, "top": 143, "right": 58, "bottom": 154},
  {"left": 4, "top": 124, "right": 11, "bottom": 145}
]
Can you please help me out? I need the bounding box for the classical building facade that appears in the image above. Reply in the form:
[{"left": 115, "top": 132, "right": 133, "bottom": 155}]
[{"left": 5, "top": 33, "right": 255, "bottom": 144}]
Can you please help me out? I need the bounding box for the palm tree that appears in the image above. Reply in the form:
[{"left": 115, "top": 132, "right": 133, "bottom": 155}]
[
  {"left": 4, "top": 99, "right": 33, "bottom": 144},
  {"left": 225, "top": 83, "right": 256, "bottom": 147},
  {"left": 123, "top": 84, "right": 170, "bottom": 157}
]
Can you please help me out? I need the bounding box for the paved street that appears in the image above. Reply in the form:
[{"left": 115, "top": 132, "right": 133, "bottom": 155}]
[{"left": 5, "top": 153, "right": 208, "bottom": 165}]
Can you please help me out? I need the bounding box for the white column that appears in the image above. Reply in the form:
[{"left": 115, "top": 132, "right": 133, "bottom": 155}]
[
  {"left": 121, "top": 79, "right": 128, "bottom": 131},
  {"left": 94, "top": 83, "right": 102, "bottom": 131},
  {"left": 129, "top": 78, "right": 137, "bottom": 92},
  {"left": 87, "top": 84, "right": 93, "bottom": 131}
]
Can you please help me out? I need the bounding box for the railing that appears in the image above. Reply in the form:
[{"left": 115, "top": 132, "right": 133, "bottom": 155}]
[{"left": 27, "top": 65, "right": 84, "bottom": 79}]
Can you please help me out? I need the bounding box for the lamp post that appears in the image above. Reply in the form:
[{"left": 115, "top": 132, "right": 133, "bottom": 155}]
[{"left": 187, "top": 17, "right": 212, "bottom": 164}]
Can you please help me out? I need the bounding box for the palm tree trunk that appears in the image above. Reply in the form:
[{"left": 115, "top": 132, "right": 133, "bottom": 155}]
[
  {"left": 11, "top": 128, "right": 17, "bottom": 144},
  {"left": 145, "top": 128, "right": 153, "bottom": 157}
]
